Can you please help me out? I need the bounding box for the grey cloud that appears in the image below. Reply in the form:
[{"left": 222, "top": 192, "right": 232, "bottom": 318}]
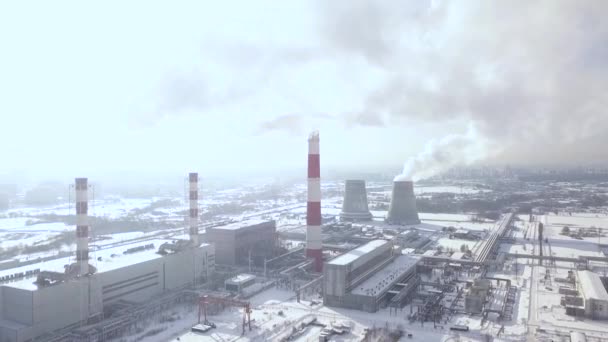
[
  {"left": 256, "top": 113, "right": 337, "bottom": 135},
  {"left": 319, "top": 0, "right": 608, "bottom": 165},
  {"left": 256, "top": 114, "right": 304, "bottom": 135}
]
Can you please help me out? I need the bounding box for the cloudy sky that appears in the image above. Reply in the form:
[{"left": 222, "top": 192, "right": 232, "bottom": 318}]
[{"left": 1, "top": 1, "right": 606, "bottom": 181}]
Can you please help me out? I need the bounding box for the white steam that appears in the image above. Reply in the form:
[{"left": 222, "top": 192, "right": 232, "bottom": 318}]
[{"left": 394, "top": 124, "right": 487, "bottom": 182}]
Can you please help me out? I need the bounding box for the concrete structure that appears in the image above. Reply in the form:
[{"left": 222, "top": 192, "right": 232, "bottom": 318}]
[
  {"left": 340, "top": 180, "right": 372, "bottom": 222},
  {"left": 323, "top": 240, "right": 420, "bottom": 312},
  {"left": 206, "top": 220, "right": 276, "bottom": 266},
  {"left": 72, "top": 178, "right": 92, "bottom": 276},
  {"left": 576, "top": 270, "right": 608, "bottom": 320},
  {"left": 453, "top": 229, "right": 478, "bottom": 240},
  {"left": 189, "top": 172, "right": 200, "bottom": 246},
  {"left": 225, "top": 274, "right": 256, "bottom": 293},
  {"left": 306, "top": 131, "right": 323, "bottom": 272},
  {"left": 0, "top": 241, "right": 215, "bottom": 342},
  {"left": 387, "top": 181, "right": 420, "bottom": 225},
  {"left": 465, "top": 279, "right": 491, "bottom": 314}
]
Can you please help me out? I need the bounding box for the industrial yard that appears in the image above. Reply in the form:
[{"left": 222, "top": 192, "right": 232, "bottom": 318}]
[{"left": 0, "top": 132, "right": 606, "bottom": 342}]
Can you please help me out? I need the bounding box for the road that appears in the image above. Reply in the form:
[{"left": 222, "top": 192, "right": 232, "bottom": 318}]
[
  {"left": 527, "top": 265, "right": 539, "bottom": 342},
  {"left": 526, "top": 215, "right": 547, "bottom": 341}
]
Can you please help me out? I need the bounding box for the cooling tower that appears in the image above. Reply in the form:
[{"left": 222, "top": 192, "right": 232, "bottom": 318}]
[
  {"left": 340, "top": 180, "right": 372, "bottom": 221},
  {"left": 387, "top": 181, "right": 420, "bottom": 225}
]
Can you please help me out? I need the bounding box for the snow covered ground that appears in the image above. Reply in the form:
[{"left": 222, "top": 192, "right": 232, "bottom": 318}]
[
  {"left": 169, "top": 287, "right": 490, "bottom": 342},
  {"left": 436, "top": 237, "right": 478, "bottom": 252}
]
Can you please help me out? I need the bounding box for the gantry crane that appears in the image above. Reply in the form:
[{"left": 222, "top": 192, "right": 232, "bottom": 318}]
[{"left": 198, "top": 295, "right": 252, "bottom": 335}]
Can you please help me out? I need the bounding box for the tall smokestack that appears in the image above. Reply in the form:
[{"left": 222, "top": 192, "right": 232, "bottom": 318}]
[
  {"left": 340, "top": 180, "right": 372, "bottom": 221},
  {"left": 306, "top": 131, "right": 323, "bottom": 272},
  {"left": 189, "top": 172, "right": 199, "bottom": 246},
  {"left": 75, "top": 177, "right": 89, "bottom": 276},
  {"left": 387, "top": 181, "right": 420, "bottom": 225}
]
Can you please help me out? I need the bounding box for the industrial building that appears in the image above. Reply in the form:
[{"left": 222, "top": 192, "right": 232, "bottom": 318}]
[
  {"left": 576, "top": 270, "right": 608, "bottom": 320},
  {"left": 225, "top": 274, "right": 256, "bottom": 294},
  {"left": 323, "top": 240, "right": 420, "bottom": 312},
  {"left": 464, "top": 279, "right": 491, "bottom": 314},
  {"left": 387, "top": 181, "right": 420, "bottom": 225},
  {"left": 395, "top": 229, "right": 430, "bottom": 250},
  {"left": 340, "top": 180, "right": 372, "bottom": 222},
  {"left": 206, "top": 219, "right": 276, "bottom": 266},
  {"left": 0, "top": 175, "right": 215, "bottom": 342}
]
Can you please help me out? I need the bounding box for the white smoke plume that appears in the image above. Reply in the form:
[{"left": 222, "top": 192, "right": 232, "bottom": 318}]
[
  {"left": 319, "top": 0, "right": 608, "bottom": 166},
  {"left": 394, "top": 124, "right": 487, "bottom": 181}
]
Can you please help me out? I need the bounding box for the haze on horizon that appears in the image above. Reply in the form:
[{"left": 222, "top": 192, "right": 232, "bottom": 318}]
[{"left": 1, "top": 0, "right": 607, "bottom": 183}]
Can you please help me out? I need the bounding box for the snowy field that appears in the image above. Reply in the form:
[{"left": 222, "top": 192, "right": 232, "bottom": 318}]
[
  {"left": 546, "top": 213, "right": 608, "bottom": 228},
  {"left": 0, "top": 218, "right": 72, "bottom": 250}
]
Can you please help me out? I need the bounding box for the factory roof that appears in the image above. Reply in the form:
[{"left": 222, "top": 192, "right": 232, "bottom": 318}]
[
  {"left": 226, "top": 273, "right": 256, "bottom": 285},
  {"left": 422, "top": 250, "right": 436, "bottom": 256},
  {"left": 351, "top": 255, "right": 420, "bottom": 296},
  {"left": 209, "top": 219, "right": 274, "bottom": 231},
  {"left": 328, "top": 240, "right": 388, "bottom": 266},
  {"left": 578, "top": 270, "right": 608, "bottom": 301},
  {"left": 451, "top": 252, "right": 465, "bottom": 260},
  {"left": 1, "top": 240, "right": 211, "bottom": 291}
]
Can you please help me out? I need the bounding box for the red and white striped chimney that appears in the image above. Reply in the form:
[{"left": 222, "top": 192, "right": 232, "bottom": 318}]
[
  {"left": 75, "top": 177, "right": 89, "bottom": 275},
  {"left": 306, "top": 131, "right": 323, "bottom": 272},
  {"left": 189, "top": 172, "right": 200, "bottom": 246}
]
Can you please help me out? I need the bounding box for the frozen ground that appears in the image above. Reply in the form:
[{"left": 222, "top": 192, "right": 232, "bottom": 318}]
[{"left": 0, "top": 218, "right": 72, "bottom": 250}]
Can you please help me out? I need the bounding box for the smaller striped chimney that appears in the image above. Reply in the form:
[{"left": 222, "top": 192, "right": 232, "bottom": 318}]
[
  {"left": 189, "top": 173, "right": 200, "bottom": 246},
  {"left": 75, "top": 178, "right": 89, "bottom": 275}
]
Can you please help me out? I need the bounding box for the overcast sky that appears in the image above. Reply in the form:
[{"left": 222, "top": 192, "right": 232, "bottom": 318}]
[{"left": 1, "top": 1, "right": 606, "bottom": 182}]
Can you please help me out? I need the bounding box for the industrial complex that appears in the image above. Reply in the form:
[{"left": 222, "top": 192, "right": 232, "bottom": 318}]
[
  {"left": 0, "top": 174, "right": 215, "bottom": 342},
  {"left": 0, "top": 132, "right": 608, "bottom": 342}
]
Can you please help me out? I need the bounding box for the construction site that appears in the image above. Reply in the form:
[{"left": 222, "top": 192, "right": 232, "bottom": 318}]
[{"left": 0, "top": 132, "right": 608, "bottom": 342}]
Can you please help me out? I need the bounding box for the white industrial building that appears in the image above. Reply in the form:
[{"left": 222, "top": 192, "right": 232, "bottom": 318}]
[
  {"left": 577, "top": 270, "right": 608, "bottom": 320},
  {"left": 0, "top": 240, "right": 214, "bottom": 342},
  {"left": 0, "top": 175, "right": 216, "bottom": 342},
  {"left": 323, "top": 240, "right": 420, "bottom": 312}
]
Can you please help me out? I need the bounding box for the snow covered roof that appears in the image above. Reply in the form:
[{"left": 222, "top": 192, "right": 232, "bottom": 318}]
[
  {"left": 226, "top": 273, "right": 256, "bottom": 285},
  {"left": 578, "top": 270, "right": 608, "bottom": 301},
  {"left": 351, "top": 255, "right": 420, "bottom": 296},
  {"left": 451, "top": 252, "right": 465, "bottom": 260},
  {"left": 210, "top": 219, "right": 273, "bottom": 231},
  {"left": 328, "top": 240, "right": 388, "bottom": 266},
  {"left": 1, "top": 240, "right": 211, "bottom": 291}
]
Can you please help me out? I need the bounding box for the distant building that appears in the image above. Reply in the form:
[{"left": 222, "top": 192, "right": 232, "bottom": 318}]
[
  {"left": 206, "top": 220, "right": 276, "bottom": 266},
  {"left": 576, "top": 271, "right": 608, "bottom": 320}
]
